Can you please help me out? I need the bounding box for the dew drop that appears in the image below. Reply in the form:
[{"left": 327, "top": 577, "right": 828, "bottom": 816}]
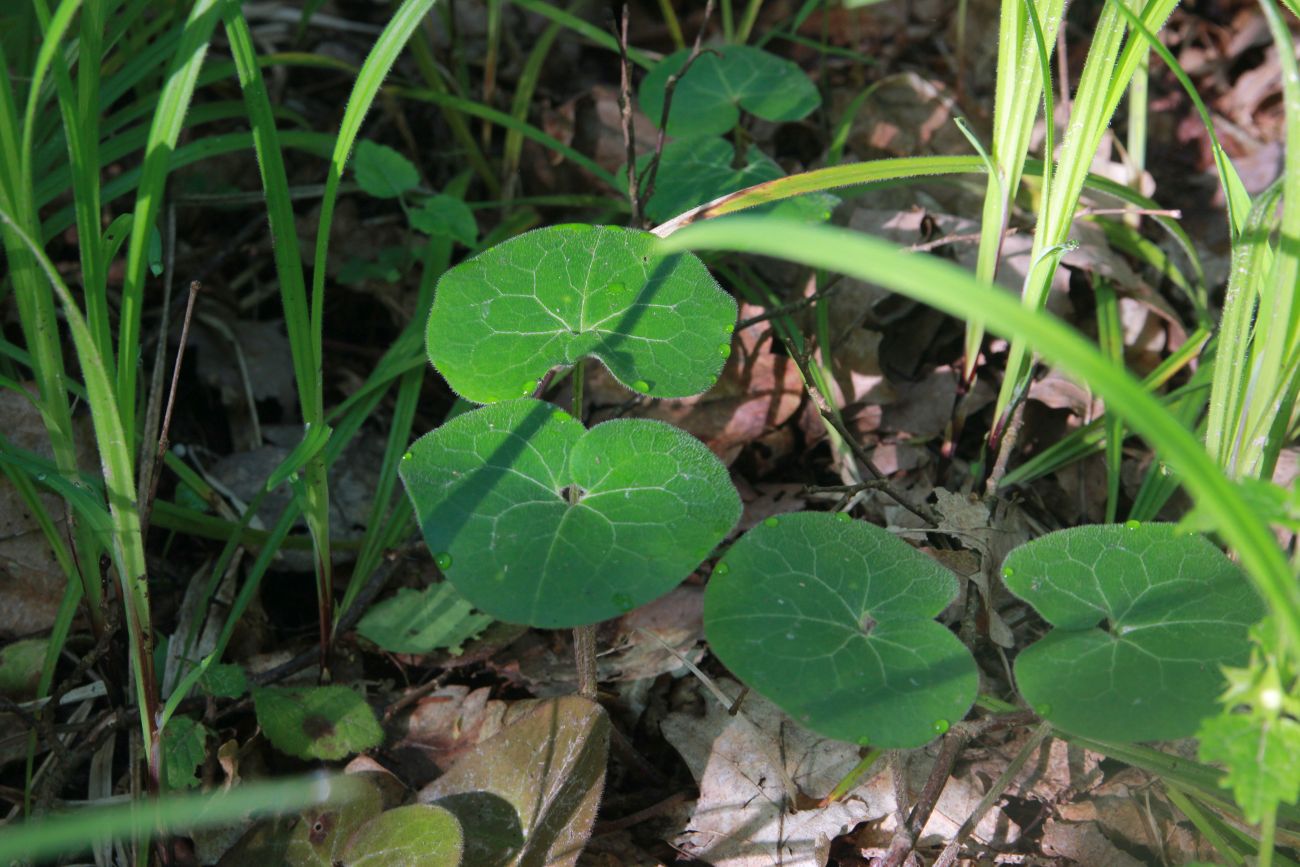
[
  {"left": 402, "top": 451, "right": 413, "bottom": 462},
  {"left": 612, "top": 592, "right": 634, "bottom": 612},
  {"left": 435, "top": 552, "right": 453, "bottom": 570},
  {"left": 717, "top": 342, "right": 731, "bottom": 358},
  {"left": 763, "top": 516, "right": 779, "bottom": 528},
  {"left": 857, "top": 736, "right": 871, "bottom": 747},
  {"left": 1002, "top": 566, "right": 1015, "bottom": 578},
  {"left": 1036, "top": 703, "right": 1053, "bottom": 717},
  {"left": 835, "top": 511, "right": 852, "bottom": 523},
  {"left": 521, "top": 380, "right": 537, "bottom": 396},
  {"left": 714, "top": 561, "right": 731, "bottom": 576},
  {"left": 932, "top": 719, "right": 950, "bottom": 735},
  {"left": 725, "top": 322, "right": 735, "bottom": 334},
  {"left": 1124, "top": 519, "right": 1141, "bottom": 530},
  {"left": 633, "top": 379, "right": 651, "bottom": 392}
]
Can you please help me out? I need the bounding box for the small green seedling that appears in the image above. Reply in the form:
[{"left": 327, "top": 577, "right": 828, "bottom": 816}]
[
  {"left": 1001, "top": 522, "right": 1263, "bottom": 742},
  {"left": 705, "top": 511, "right": 978, "bottom": 749},
  {"left": 639, "top": 45, "right": 822, "bottom": 138},
  {"left": 341, "top": 141, "right": 478, "bottom": 285}
]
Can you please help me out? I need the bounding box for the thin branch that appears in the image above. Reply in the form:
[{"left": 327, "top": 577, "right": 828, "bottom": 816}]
[
  {"left": 613, "top": 4, "right": 642, "bottom": 226},
  {"left": 142, "top": 280, "right": 201, "bottom": 539},
  {"left": 640, "top": 0, "right": 716, "bottom": 211}
]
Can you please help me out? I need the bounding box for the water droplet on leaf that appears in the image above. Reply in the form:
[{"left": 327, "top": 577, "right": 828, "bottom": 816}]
[
  {"left": 717, "top": 342, "right": 731, "bottom": 357},
  {"left": 633, "top": 380, "right": 651, "bottom": 392},
  {"left": 933, "top": 719, "right": 950, "bottom": 735},
  {"left": 835, "top": 512, "right": 852, "bottom": 523},
  {"left": 401, "top": 451, "right": 413, "bottom": 462},
  {"left": 714, "top": 561, "right": 730, "bottom": 576},
  {"left": 1124, "top": 519, "right": 1141, "bottom": 530},
  {"left": 435, "top": 552, "right": 453, "bottom": 570},
  {"left": 1036, "top": 703, "right": 1053, "bottom": 717},
  {"left": 857, "top": 736, "right": 871, "bottom": 747},
  {"left": 521, "top": 380, "right": 537, "bottom": 396},
  {"left": 763, "top": 516, "right": 779, "bottom": 527},
  {"left": 1002, "top": 566, "right": 1014, "bottom": 578}
]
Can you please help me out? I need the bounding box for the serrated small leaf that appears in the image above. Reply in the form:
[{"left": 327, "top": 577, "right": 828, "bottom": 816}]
[
  {"left": 704, "top": 512, "right": 978, "bottom": 749},
  {"left": 1002, "top": 524, "right": 1263, "bottom": 742},
  {"left": 426, "top": 224, "right": 736, "bottom": 403},
  {"left": 410, "top": 194, "right": 477, "bottom": 246},
  {"left": 1199, "top": 713, "right": 1300, "bottom": 825},
  {"left": 357, "top": 583, "right": 493, "bottom": 655},
  {"left": 639, "top": 45, "right": 821, "bottom": 138},
  {"left": 285, "top": 776, "right": 383, "bottom": 866},
  {"left": 353, "top": 140, "right": 420, "bottom": 199},
  {"left": 635, "top": 138, "right": 836, "bottom": 224},
  {"left": 419, "top": 696, "right": 608, "bottom": 867},
  {"left": 201, "top": 663, "right": 248, "bottom": 698},
  {"left": 162, "top": 715, "right": 210, "bottom": 790},
  {"left": 401, "top": 399, "right": 740, "bottom": 627},
  {"left": 341, "top": 805, "right": 463, "bottom": 866},
  {"left": 254, "top": 685, "right": 383, "bottom": 760}
]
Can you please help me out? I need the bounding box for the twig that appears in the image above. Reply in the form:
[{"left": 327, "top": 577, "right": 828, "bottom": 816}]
[
  {"left": 613, "top": 4, "right": 642, "bottom": 227},
  {"left": 881, "top": 711, "right": 1038, "bottom": 867},
  {"left": 932, "top": 721, "right": 1053, "bottom": 867},
  {"left": 142, "top": 280, "right": 201, "bottom": 539},
  {"left": 735, "top": 281, "right": 844, "bottom": 329},
  {"left": 640, "top": 0, "right": 716, "bottom": 212}
]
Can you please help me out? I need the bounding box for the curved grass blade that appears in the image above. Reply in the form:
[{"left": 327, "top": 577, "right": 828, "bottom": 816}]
[{"left": 659, "top": 216, "right": 1300, "bottom": 661}]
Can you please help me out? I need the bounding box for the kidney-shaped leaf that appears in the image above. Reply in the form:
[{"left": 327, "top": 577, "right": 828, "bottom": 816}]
[
  {"left": 400, "top": 399, "right": 741, "bottom": 628},
  {"left": 1002, "top": 523, "right": 1264, "bottom": 742},
  {"left": 253, "top": 685, "right": 383, "bottom": 761},
  {"left": 704, "top": 512, "right": 978, "bottom": 749},
  {"left": 419, "top": 696, "right": 609, "bottom": 867},
  {"left": 341, "top": 805, "right": 463, "bottom": 866},
  {"left": 635, "top": 138, "right": 837, "bottom": 224},
  {"left": 639, "top": 45, "right": 821, "bottom": 138},
  {"left": 427, "top": 224, "right": 736, "bottom": 403}
]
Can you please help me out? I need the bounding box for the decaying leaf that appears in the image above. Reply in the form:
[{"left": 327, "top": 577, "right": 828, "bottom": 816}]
[{"left": 418, "top": 695, "right": 610, "bottom": 866}]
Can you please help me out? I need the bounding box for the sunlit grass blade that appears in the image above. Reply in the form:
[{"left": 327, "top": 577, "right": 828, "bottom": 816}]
[
  {"left": 990, "top": 0, "right": 1178, "bottom": 442},
  {"left": 0, "top": 208, "right": 157, "bottom": 784},
  {"left": 964, "top": 0, "right": 1064, "bottom": 383},
  {"left": 660, "top": 216, "right": 1300, "bottom": 657},
  {"left": 118, "top": 0, "right": 223, "bottom": 449},
  {"left": 306, "top": 0, "right": 438, "bottom": 670}
]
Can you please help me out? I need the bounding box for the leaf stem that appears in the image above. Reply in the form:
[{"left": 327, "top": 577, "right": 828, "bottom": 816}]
[{"left": 569, "top": 359, "right": 598, "bottom": 699}]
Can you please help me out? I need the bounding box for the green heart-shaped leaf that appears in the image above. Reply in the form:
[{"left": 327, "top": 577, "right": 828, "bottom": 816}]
[
  {"left": 427, "top": 224, "right": 736, "bottom": 403},
  {"left": 704, "top": 512, "right": 978, "bottom": 748},
  {"left": 341, "top": 805, "right": 463, "bottom": 866},
  {"left": 639, "top": 45, "right": 821, "bottom": 139},
  {"left": 253, "top": 685, "right": 383, "bottom": 760},
  {"left": 1002, "top": 523, "right": 1264, "bottom": 742},
  {"left": 634, "top": 138, "right": 837, "bottom": 224},
  {"left": 400, "top": 399, "right": 740, "bottom": 627}
]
